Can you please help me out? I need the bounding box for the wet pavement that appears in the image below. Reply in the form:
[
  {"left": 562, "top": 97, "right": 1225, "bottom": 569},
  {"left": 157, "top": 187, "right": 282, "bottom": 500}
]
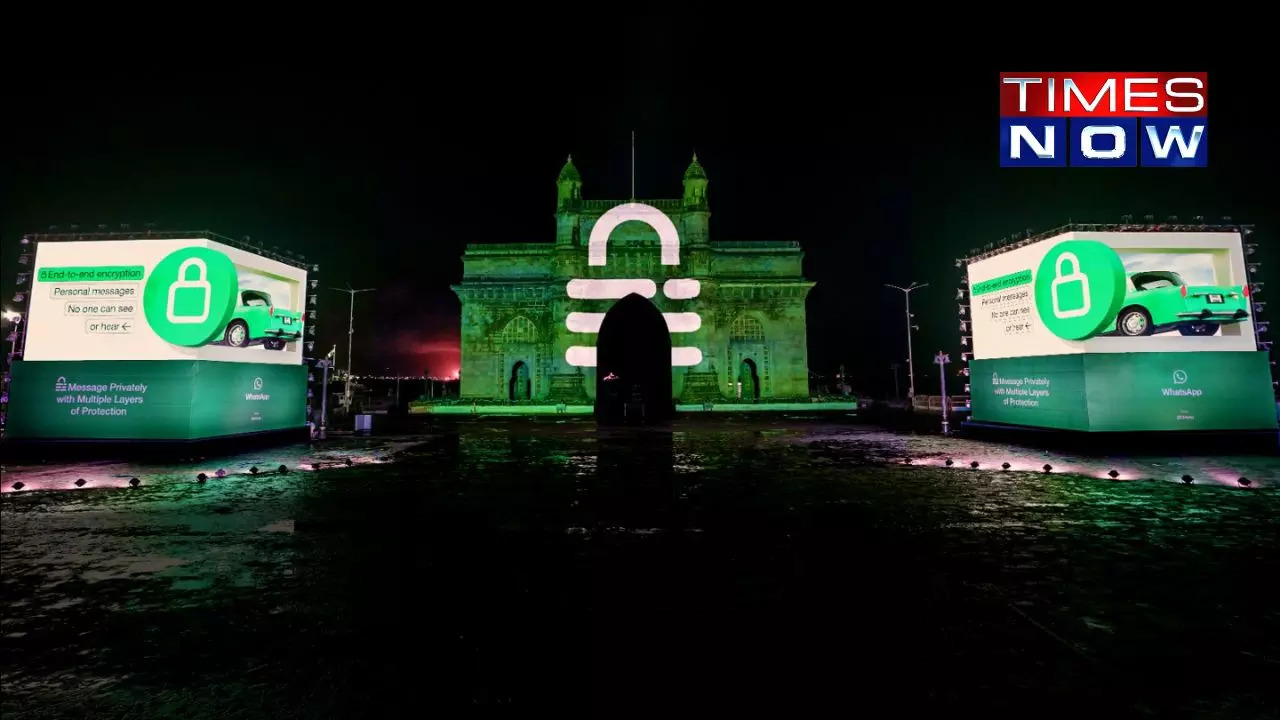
[{"left": 2, "top": 420, "right": 1278, "bottom": 716}]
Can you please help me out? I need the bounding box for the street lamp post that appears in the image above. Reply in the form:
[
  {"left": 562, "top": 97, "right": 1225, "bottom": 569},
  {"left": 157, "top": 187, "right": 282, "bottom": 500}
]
[
  {"left": 329, "top": 285, "right": 376, "bottom": 413},
  {"left": 385, "top": 368, "right": 400, "bottom": 411},
  {"left": 2, "top": 310, "right": 21, "bottom": 373},
  {"left": 885, "top": 282, "right": 928, "bottom": 401},
  {"left": 934, "top": 351, "right": 952, "bottom": 435},
  {"left": 315, "top": 345, "right": 336, "bottom": 440}
]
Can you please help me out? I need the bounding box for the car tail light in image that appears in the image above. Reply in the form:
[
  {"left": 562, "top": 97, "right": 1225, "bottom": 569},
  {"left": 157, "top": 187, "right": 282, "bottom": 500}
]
[
  {"left": 1243, "top": 285, "right": 1251, "bottom": 298},
  {"left": 269, "top": 306, "right": 275, "bottom": 316},
  {"left": 1181, "top": 286, "right": 1188, "bottom": 298}
]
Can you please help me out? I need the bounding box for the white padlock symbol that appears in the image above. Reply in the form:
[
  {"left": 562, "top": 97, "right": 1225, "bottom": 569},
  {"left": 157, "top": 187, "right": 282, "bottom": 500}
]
[
  {"left": 564, "top": 202, "right": 703, "bottom": 368},
  {"left": 166, "top": 258, "right": 212, "bottom": 325},
  {"left": 1050, "top": 252, "right": 1091, "bottom": 319},
  {"left": 991, "top": 372, "right": 999, "bottom": 385}
]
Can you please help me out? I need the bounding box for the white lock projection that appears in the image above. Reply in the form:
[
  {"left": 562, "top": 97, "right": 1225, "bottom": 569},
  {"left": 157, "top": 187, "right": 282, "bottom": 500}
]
[{"left": 564, "top": 202, "right": 704, "bottom": 368}]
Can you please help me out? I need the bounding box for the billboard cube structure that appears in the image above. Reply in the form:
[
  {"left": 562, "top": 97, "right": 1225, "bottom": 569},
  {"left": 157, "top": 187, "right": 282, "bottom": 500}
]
[
  {"left": 4, "top": 232, "right": 313, "bottom": 442},
  {"left": 963, "top": 227, "right": 1274, "bottom": 432}
]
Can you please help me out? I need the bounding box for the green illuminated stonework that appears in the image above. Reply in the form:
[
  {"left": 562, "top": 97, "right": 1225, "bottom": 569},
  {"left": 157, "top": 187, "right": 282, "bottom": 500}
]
[{"left": 451, "top": 155, "right": 815, "bottom": 403}]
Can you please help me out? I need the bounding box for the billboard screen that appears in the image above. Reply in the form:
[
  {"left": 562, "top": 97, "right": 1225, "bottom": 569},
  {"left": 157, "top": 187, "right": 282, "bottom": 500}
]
[
  {"left": 967, "top": 231, "right": 1254, "bottom": 360},
  {"left": 24, "top": 238, "right": 308, "bottom": 365},
  {"left": 966, "top": 230, "right": 1274, "bottom": 433}
]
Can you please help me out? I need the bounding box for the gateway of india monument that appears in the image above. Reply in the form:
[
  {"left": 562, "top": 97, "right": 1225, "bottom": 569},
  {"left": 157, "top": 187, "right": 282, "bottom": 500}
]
[{"left": 451, "top": 153, "right": 814, "bottom": 405}]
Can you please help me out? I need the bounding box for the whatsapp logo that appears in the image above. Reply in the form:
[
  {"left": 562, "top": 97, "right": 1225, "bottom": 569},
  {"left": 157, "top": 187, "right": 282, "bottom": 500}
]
[
  {"left": 143, "top": 247, "right": 239, "bottom": 347},
  {"left": 1033, "top": 240, "right": 1126, "bottom": 341}
]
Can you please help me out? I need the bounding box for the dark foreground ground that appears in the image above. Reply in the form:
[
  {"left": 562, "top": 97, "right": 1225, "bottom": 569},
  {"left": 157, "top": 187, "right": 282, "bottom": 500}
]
[{"left": 2, "top": 420, "right": 1278, "bottom": 717}]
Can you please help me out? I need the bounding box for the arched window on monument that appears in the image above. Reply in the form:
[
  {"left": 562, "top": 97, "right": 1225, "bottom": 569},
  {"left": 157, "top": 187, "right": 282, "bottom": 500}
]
[
  {"left": 498, "top": 316, "right": 537, "bottom": 344},
  {"left": 729, "top": 316, "right": 765, "bottom": 343}
]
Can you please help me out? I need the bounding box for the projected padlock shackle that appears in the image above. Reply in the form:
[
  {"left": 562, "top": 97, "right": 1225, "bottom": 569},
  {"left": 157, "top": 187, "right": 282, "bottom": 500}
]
[
  {"left": 587, "top": 202, "right": 682, "bottom": 267},
  {"left": 1050, "top": 252, "right": 1091, "bottom": 320},
  {"left": 167, "top": 258, "right": 212, "bottom": 324}
]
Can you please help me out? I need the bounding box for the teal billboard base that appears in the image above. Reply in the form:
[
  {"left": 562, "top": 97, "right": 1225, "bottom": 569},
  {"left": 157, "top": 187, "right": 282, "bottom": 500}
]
[
  {"left": 6, "top": 360, "right": 307, "bottom": 441},
  {"left": 971, "top": 351, "right": 1277, "bottom": 433}
]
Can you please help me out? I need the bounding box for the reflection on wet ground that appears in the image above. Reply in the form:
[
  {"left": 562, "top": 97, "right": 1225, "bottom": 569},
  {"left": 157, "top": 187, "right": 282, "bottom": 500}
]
[{"left": 2, "top": 420, "right": 1278, "bottom": 716}]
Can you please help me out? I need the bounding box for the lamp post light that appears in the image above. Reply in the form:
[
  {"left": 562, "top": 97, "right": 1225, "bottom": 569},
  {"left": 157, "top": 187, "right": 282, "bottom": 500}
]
[
  {"left": 885, "top": 282, "right": 928, "bottom": 400},
  {"left": 329, "top": 285, "right": 375, "bottom": 413}
]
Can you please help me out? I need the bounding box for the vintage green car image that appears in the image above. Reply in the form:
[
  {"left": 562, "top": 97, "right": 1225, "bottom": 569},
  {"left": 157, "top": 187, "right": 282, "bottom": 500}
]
[
  {"left": 221, "top": 289, "right": 304, "bottom": 350},
  {"left": 1109, "top": 271, "right": 1250, "bottom": 337}
]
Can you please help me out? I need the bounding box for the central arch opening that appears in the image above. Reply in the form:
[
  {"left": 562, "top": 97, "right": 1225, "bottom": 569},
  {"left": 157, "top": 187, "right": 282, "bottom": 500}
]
[
  {"left": 509, "top": 361, "right": 530, "bottom": 401},
  {"left": 738, "top": 358, "right": 760, "bottom": 401},
  {"left": 595, "top": 293, "right": 673, "bottom": 424}
]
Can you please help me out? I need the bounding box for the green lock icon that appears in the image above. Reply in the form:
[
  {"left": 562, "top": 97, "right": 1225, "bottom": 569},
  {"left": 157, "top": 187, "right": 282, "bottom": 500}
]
[
  {"left": 1050, "top": 252, "right": 1091, "bottom": 320},
  {"left": 1035, "top": 240, "right": 1127, "bottom": 342},
  {"left": 166, "top": 258, "right": 211, "bottom": 324}
]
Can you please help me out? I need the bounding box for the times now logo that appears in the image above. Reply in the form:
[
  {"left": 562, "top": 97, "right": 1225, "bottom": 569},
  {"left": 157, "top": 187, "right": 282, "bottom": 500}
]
[{"left": 1000, "top": 72, "right": 1208, "bottom": 167}]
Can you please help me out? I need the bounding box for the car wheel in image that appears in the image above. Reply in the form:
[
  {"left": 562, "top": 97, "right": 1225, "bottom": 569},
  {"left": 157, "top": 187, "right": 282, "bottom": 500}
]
[
  {"left": 1116, "top": 307, "right": 1154, "bottom": 336},
  {"left": 224, "top": 320, "right": 250, "bottom": 347},
  {"left": 1178, "top": 322, "right": 1219, "bottom": 336}
]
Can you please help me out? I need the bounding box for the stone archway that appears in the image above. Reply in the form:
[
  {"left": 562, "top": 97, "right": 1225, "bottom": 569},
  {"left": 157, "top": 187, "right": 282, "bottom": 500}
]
[{"left": 595, "top": 293, "right": 673, "bottom": 424}]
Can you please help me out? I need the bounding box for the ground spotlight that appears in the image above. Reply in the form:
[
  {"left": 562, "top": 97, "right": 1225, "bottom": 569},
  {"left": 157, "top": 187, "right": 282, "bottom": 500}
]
[
  {"left": 215, "top": 469, "right": 226, "bottom": 478},
  {"left": 196, "top": 473, "right": 208, "bottom": 483},
  {"left": 1001, "top": 462, "right": 1011, "bottom": 470},
  {"left": 129, "top": 477, "right": 140, "bottom": 487},
  {"left": 11, "top": 481, "right": 24, "bottom": 490},
  {"left": 1181, "top": 474, "right": 1194, "bottom": 484},
  {"left": 1108, "top": 470, "right": 1120, "bottom": 479},
  {"left": 970, "top": 461, "right": 979, "bottom": 469},
  {"left": 1042, "top": 464, "right": 1052, "bottom": 473},
  {"left": 944, "top": 458, "right": 953, "bottom": 467},
  {"left": 249, "top": 466, "right": 259, "bottom": 475},
  {"left": 278, "top": 464, "right": 288, "bottom": 474},
  {"left": 1239, "top": 477, "right": 1251, "bottom": 487},
  {"left": 74, "top": 478, "right": 86, "bottom": 487}
]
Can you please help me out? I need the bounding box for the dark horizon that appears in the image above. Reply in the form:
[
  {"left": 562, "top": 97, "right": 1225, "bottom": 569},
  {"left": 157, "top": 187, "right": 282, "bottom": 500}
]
[{"left": 3, "top": 50, "right": 1274, "bottom": 395}]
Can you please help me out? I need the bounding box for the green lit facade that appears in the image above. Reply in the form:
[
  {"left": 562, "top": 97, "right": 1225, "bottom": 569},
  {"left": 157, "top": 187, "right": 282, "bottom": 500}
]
[{"left": 452, "top": 155, "right": 815, "bottom": 403}]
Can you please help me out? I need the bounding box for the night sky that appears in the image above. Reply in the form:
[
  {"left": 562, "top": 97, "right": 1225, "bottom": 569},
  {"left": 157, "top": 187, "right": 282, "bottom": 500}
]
[{"left": 3, "top": 31, "right": 1274, "bottom": 395}]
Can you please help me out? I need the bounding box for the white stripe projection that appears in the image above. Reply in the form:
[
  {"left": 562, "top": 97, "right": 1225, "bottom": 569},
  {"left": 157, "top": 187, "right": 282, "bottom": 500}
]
[
  {"left": 566, "top": 278, "right": 657, "bottom": 300},
  {"left": 565, "top": 346, "right": 704, "bottom": 368},
  {"left": 663, "top": 278, "right": 700, "bottom": 300},
  {"left": 588, "top": 203, "right": 682, "bottom": 267},
  {"left": 565, "top": 312, "right": 702, "bottom": 334}
]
